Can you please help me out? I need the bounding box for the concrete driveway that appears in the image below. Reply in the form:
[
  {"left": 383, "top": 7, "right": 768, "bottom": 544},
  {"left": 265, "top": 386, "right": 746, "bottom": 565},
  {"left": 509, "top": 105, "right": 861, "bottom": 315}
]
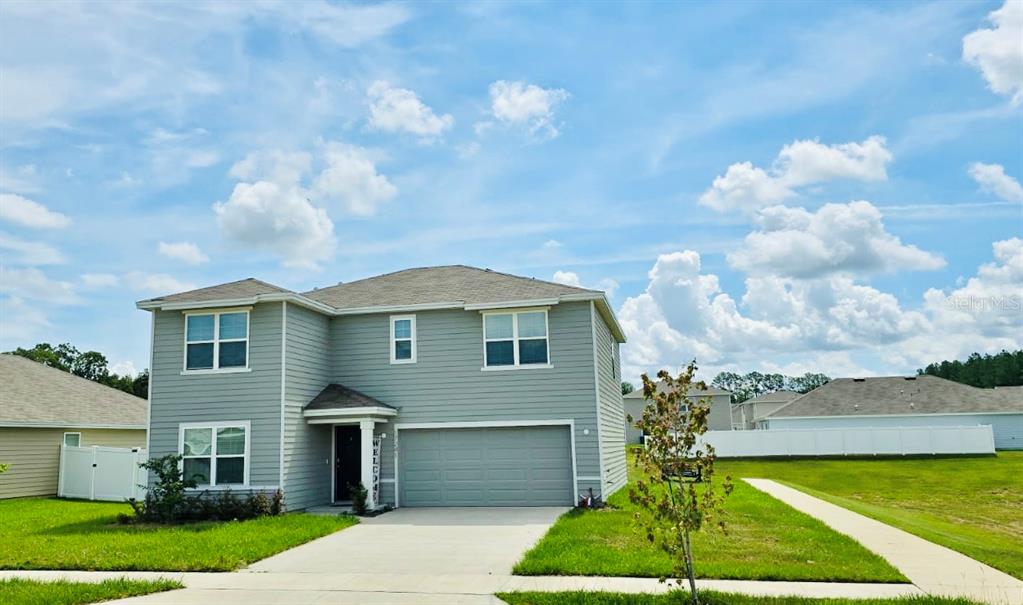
[{"left": 248, "top": 506, "right": 566, "bottom": 576}]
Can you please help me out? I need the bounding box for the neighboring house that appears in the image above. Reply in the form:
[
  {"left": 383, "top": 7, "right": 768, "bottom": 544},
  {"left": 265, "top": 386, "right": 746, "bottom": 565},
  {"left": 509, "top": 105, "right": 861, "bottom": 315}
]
[
  {"left": 760, "top": 376, "right": 1023, "bottom": 450},
  {"left": 136, "top": 265, "right": 627, "bottom": 510},
  {"left": 0, "top": 354, "right": 147, "bottom": 499},
  {"left": 623, "top": 383, "right": 732, "bottom": 444},
  {"left": 731, "top": 390, "right": 802, "bottom": 430}
]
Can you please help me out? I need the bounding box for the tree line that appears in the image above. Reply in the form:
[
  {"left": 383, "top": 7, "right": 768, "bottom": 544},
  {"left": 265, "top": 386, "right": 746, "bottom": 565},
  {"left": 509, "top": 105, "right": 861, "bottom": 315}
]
[
  {"left": 918, "top": 350, "right": 1023, "bottom": 388},
  {"left": 622, "top": 371, "right": 831, "bottom": 403},
  {"left": 8, "top": 342, "right": 148, "bottom": 398}
]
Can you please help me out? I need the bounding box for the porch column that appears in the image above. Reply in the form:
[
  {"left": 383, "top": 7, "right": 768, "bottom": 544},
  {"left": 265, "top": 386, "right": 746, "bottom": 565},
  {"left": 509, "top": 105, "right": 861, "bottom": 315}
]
[{"left": 360, "top": 419, "right": 376, "bottom": 509}]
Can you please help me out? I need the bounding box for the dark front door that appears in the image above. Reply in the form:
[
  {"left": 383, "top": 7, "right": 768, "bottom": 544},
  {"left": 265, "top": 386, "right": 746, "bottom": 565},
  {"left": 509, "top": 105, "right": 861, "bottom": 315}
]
[{"left": 334, "top": 425, "right": 361, "bottom": 502}]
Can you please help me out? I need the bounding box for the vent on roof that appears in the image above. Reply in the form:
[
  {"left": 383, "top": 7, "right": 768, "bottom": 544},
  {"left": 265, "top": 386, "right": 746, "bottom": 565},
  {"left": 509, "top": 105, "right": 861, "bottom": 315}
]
[{"left": 853, "top": 378, "right": 866, "bottom": 382}]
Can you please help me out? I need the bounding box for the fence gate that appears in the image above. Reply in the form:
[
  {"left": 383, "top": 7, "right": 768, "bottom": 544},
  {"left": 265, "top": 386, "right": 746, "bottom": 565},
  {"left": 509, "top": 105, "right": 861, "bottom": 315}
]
[{"left": 58, "top": 445, "right": 147, "bottom": 501}]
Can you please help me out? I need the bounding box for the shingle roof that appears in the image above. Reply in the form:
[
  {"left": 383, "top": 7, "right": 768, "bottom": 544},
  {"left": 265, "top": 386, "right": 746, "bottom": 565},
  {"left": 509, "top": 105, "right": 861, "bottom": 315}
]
[
  {"left": 0, "top": 354, "right": 147, "bottom": 427},
  {"left": 745, "top": 390, "right": 802, "bottom": 405},
  {"left": 768, "top": 375, "right": 1023, "bottom": 418},
  {"left": 303, "top": 265, "right": 599, "bottom": 310},
  {"left": 624, "top": 380, "right": 731, "bottom": 398},
  {"left": 304, "top": 384, "right": 397, "bottom": 411},
  {"left": 140, "top": 278, "right": 292, "bottom": 305}
]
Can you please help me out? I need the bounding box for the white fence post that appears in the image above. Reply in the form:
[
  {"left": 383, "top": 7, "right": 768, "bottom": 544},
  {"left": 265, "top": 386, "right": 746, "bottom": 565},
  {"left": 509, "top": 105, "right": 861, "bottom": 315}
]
[{"left": 57, "top": 445, "right": 147, "bottom": 502}]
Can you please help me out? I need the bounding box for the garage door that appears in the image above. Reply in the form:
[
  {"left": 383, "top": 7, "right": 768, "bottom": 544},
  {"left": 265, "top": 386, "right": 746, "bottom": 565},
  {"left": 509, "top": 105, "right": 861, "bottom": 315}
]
[{"left": 399, "top": 426, "right": 574, "bottom": 506}]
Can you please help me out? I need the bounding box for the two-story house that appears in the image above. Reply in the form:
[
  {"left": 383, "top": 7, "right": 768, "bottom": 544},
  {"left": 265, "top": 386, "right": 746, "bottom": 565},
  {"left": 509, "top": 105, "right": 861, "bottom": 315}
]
[{"left": 137, "top": 265, "right": 627, "bottom": 510}]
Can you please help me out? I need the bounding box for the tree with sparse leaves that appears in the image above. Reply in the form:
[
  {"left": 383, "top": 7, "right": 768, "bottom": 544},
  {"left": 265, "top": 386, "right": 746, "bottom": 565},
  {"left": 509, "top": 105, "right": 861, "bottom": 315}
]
[{"left": 628, "top": 363, "right": 732, "bottom": 605}]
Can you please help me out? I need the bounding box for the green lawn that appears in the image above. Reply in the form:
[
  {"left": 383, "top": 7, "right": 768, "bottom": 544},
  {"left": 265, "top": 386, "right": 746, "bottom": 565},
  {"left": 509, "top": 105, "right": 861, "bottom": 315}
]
[
  {"left": 0, "top": 498, "right": 357, "bottom": 571},
  {"left": 499, "top": 592, "right": 982, "bottom": 605},
  {"left": 0, "top": 578, "right": 181, "bottom": 605},
  {"left": 514, "top": 455, "right": 904, "bottom": 582},
  {"left": 719, "top": 453, "right": 1023, "bottom": 580}
]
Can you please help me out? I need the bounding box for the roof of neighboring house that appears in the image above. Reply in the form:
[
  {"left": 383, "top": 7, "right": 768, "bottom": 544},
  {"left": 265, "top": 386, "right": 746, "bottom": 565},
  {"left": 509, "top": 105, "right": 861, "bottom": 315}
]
[
  {"left": 767, "top": 375, "right": 1023, "bottom": 418},
  {"left": 304, "top": 384, "right": 397, "bottom": 411},
  {"left": 135, "top": 265, "right": 626, "bottom": 342},
  {"left": 139, "top": 278, "right": 292, "bottom": 305},
  {"left": 624, "top": 380, "right": 731, "bottom": 399},
  {"left": 0, "top": 354, "right": 147, "bottom": 428},
  {"left": 743, "top": 390, "right": 802, "bottom": 405},
  {"left": 302, "top": 265, "right": 599, "bottom": 310}
]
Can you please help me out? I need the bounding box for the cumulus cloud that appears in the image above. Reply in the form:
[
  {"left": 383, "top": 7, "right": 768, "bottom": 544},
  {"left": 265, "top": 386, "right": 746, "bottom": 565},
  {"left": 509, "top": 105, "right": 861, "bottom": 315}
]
[
  {"left": 963, "top": 0, "right": 1023, "bottom": 104},
  {"left": 699, "top": 136, "right": 892, "bottom": 213},
  {"left": 158, "top": 241, "right": 209, "bottom": 265},
  {"left": 969, "top": 162, "right": 1023, "bottom": 201},
  {"left": 552, "top": 270, "right": 582, "bottom": 287},
  {"left": 81, "top": 273, "right": 120, "bottom": 288},
  {"left": 123, "top": 271, "right": 196, "bottom": 294},
  {"left": 0, "top": 233, "right": 64, "bottom": 265},
  {"left": 0, "top": 266, "right": 79, "bottom": 304},
  {"left": 313, "top": 141, "right": 398, "bottom": 216},
  {"left": 485, "top": 80, "right": 570, "bottom": 138},
  {"left": 727, "top": 201, "right": 945, "bottom": 278},
  {"left": 0, "top": 193, "right": 71, "bottom": 229},
  {"left": 366, "top": 81, "right": 454, "bottom": 139},
  {"left": 0, "top": 296, "right": 52, "bottom": 343},
  {"left": 552, "top": 270, "right": 619, "bottom": 298},
  {"left": 214, "top": 181, "right": 336, "bottom": 269}
]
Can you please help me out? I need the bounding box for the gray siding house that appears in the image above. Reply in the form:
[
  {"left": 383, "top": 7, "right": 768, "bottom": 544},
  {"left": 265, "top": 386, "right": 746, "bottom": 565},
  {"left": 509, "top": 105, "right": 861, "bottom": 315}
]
[
  {"left": 623, "top": 383, "right": 732, "bottom": 444},
  {"left": 138, "top": 266, "right": 628, "bottom": 509}
]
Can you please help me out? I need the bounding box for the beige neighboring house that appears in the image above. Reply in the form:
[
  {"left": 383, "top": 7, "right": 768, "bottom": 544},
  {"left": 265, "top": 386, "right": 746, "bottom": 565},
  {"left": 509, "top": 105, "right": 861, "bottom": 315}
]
[
  {"left": 624, "top": 382, "right": 732, "bottom": 444},
  {"left": 0, "top": 354, "right": 147, "bottom": 499},
  {"left": 731, "top": 389, "right": 802, "bottom": 430}
]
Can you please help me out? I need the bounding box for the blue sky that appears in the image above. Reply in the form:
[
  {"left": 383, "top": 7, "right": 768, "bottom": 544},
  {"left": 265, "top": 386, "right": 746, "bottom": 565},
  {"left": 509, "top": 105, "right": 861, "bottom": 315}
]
[{"left": 1, "top": 1, "right": 1021, "bottom": 382}]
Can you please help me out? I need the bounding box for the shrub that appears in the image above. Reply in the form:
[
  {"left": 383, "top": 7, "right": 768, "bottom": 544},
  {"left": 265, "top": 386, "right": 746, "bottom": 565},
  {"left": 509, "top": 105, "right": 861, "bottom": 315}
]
[
  {"left": 350, "top": 482, "right": 369, "bottom": 515},
  {"left": 124, "top": 454, "right": 285, "bottom": 524}
]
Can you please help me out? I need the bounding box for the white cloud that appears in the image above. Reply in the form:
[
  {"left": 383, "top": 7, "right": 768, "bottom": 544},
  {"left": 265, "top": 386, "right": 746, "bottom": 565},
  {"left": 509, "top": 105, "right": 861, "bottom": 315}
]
[
  {"left": 552, "top": 271, "right": 619, "bottom": 298},
  {"left": 214, "top": 181, "right": 336, "bottom": 269},
  {"left": 0, "top": 296, "right": 52, "bottom": 343},
  {"left": 123, "top": 271, "right": 196, "bottom": 294},
  {"left": 109, "top": 172, "right": 141, "bottom": 188},
  {"left": 728, "top": 201, "right": 946, "bottom": 278},
  {"left": 81, "top": 273, "right": 120, "bottom": 288},
  {"left": 699, "top": 136, "right": 892, "bottom": 213},
  {"left": 968, "top": 162, "right": 1023, "bottom": 202},
  {"left": 229, "top": 150, "right": 312, "bottom": 185},
  {"left": 144, "top": 128, "right": 220, "bottom": 184},
  {"left": 0, "top": 233, "right": 65, "bottom": 265},
  {"left": 366, "top": 81, "right": 454, "bottom": 139},
  {"left": 542, "top": 239, "right": 563, "bottom": 250},
  {"left": 109, "top": 360, "right": 138, "bottom": 376},
  {"left": 963, "top": 0, "right": 1023, "bottom": 104},
  {"left": 0, "top": 164, "right": 41, "bottom": 194},
  {"left": 158, "top": 241, "right": 209, "bottom": 265},
  {"left": 0, "top": 267, "right": 79, "bottom": 304},
  {"left": 313, "top": 141, "right": 397, "bottom": 216},
  {"left": 0, "top": 193, "right": 71, "bottom": 229},
  {"left": 282, "top": 1, "right": 411, "bottom": 48},
  {"left": 486, "top": 80, "right": 570, "bottom": 138}
]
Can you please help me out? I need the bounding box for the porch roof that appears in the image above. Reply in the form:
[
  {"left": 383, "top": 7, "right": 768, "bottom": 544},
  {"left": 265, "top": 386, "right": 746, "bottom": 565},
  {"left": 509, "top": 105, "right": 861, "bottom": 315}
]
[{"left": 303, "top": 384, "right": 398, "bottom": 424}]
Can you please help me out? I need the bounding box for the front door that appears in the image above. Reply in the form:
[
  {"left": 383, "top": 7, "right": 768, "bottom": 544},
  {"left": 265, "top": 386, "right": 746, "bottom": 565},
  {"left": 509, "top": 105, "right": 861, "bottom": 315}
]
[{"left": 334, "top": 425, "right": 361, "bottom": 502}]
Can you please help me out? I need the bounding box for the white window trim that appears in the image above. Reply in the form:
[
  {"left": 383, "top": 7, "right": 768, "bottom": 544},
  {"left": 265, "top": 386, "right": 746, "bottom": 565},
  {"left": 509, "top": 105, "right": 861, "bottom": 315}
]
[
  {"left": 389, "top": 314, "right": 417, "bottom": 364},
  {"left": 182, "top": 309, "right": 251, "bottom": 373},
  {"left": 63, "top": 432, "right": 81, "bottom": 447},
  {"left": 178, "top": 420, "right": 251, "bottom": 488},
  {"left": 481, "top": 308, "right": 551, "bottom": 370}
]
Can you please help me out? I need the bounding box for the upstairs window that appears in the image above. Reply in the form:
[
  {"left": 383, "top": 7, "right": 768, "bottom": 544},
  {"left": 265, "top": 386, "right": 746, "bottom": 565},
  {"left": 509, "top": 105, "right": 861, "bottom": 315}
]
[
  {"left": 484, "top": 310, "right": 550, "bottom": 368},
  {"left": 180, "top": 422, "right": 248, "bottom": 486},
  {"left": 390, "top": 315, "right": 417, "bottom": 364},
  {"left": 63, "top": 432, "right": 81, "bottom": 447},
  {"left": 185, "top": 311, "right": 249, "bottom": 371}
]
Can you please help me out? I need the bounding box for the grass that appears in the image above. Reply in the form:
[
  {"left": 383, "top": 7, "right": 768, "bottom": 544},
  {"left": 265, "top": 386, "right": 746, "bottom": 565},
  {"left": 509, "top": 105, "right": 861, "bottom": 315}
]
[
  {"left": 498, "top": 592, "right": 983, "bottom": 605},
  {"left": 0, "top": 578, "right": 181, "bottom": 605},
  {"left": 0, "top": 498, "right": 358, "bottom": 571},
  {"left": 514, "top": 452, "right": 904, "bottom": 582},
  {"left": 718, "top": 453, "right": 1023, "bottom": 580}
]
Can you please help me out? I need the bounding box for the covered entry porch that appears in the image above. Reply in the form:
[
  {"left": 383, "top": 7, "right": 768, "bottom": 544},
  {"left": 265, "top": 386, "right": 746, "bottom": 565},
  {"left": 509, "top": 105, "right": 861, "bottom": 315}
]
[{"left": 303, "top": 384, "right": 397, "bottom": 509}]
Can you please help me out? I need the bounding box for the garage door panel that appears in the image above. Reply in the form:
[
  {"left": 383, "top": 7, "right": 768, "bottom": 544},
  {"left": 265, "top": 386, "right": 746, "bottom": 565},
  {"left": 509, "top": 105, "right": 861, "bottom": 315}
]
[{"left": 399, "top": 426, "right": 573, "bottom": 507}]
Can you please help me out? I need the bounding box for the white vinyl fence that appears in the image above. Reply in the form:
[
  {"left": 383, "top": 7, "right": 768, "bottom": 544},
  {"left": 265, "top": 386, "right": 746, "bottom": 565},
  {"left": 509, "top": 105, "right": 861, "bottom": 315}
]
[
  {"left": 58, "top": 445, "right": 147, "bottom": 501},
  {"left": 697, "top": 425, "right": 995, "bottom": 457}
]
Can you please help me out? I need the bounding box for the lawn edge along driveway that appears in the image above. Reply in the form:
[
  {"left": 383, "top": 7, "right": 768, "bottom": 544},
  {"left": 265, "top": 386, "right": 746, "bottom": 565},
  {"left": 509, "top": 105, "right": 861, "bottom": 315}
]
[
  {"left": 497, "top": 591, "right": 984, "bottom": 605},
  {"left": 0, "top": 577, "right": 182, "bottom": 605},
  {"left": 0, "top": 498, "right": 358, "bottom": 572},
  {"left": 513, "top": 478, "right": 905, "bottom": 583}
]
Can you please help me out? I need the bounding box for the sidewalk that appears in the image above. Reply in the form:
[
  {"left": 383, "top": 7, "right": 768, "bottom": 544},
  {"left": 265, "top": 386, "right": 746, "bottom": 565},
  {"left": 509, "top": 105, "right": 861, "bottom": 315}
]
[{"left": 745, "top": 478, "right": 1023, "bottom": 605}]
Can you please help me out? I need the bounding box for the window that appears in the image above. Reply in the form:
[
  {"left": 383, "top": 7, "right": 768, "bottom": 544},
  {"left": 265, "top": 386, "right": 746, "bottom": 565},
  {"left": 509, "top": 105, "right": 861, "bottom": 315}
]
[
  {"left": 185, "top": 310, "right": 249, "bottom": 371},
  {"left": 63, "top": 432, "right": 81, "bottom": 447},
  {"left": 390, "top": 315, "right": 416, "bottom": 364},
  {"left": 180, "top": 422, "right": 248, "bottom": 486},
  {"left": 483, "top": 309, "right": 550, "bottom": 368}
]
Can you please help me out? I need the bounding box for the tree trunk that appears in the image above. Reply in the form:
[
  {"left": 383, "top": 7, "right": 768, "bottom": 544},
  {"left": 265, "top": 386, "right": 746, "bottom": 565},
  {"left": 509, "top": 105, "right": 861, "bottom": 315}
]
[{"left": 683, "top": 527, "right": 699, "bottom": 605}]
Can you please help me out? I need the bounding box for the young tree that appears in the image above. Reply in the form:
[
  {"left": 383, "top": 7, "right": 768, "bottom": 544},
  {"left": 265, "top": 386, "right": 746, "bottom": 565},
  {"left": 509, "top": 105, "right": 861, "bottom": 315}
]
[
  {"left": 621, "top": 381, "right": 635, "bottom": 395},
  {"left": 629, "top": 363, "right": 732, "bottom": 604}
]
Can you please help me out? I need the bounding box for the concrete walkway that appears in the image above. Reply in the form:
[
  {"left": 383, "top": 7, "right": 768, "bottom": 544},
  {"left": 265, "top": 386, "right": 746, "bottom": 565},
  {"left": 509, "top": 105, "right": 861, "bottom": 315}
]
[{"left": 745, "top": 479, "right": 1023, "bottom": 605}]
